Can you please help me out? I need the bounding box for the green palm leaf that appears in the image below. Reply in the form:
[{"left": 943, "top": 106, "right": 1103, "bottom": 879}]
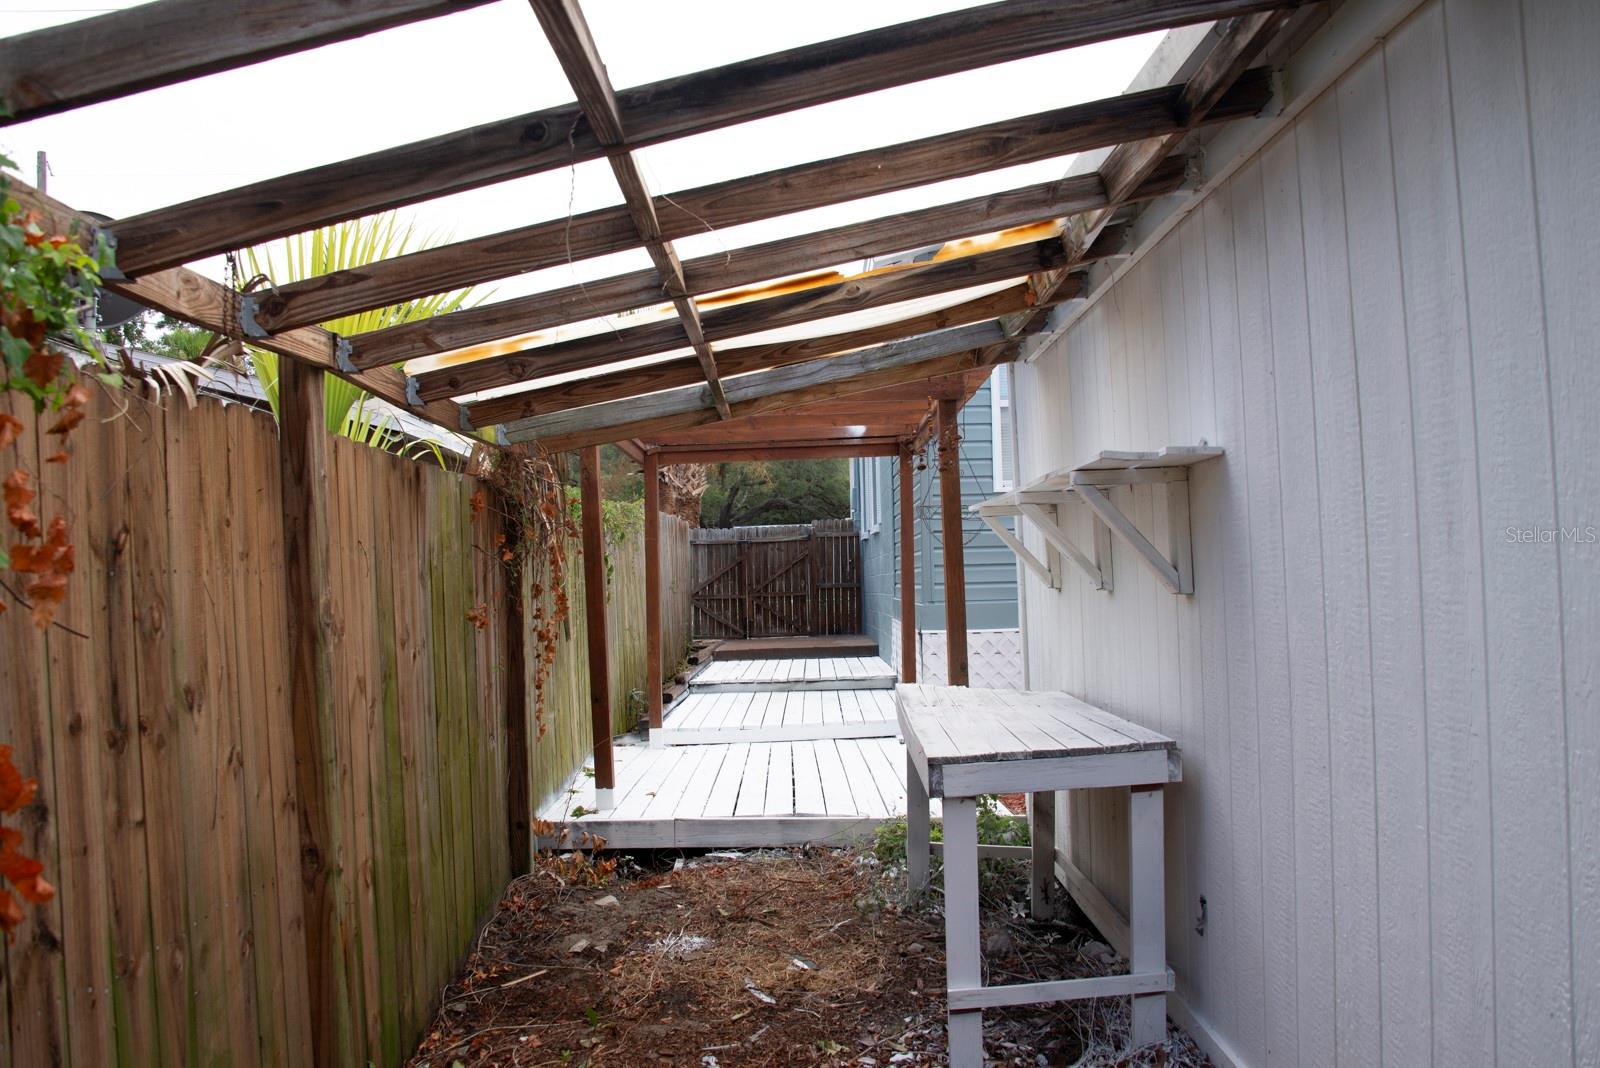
[{"left": 241, "top": 212, "right": 481, "bottom": 448}]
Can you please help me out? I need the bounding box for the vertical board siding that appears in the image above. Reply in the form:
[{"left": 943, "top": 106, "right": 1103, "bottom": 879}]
[
  {"left": 1014, "top": 1, "right": 1594, "bottom": 1062},
  {"left": 0, "top": 387, "right": 694, "bottom": 1064}
]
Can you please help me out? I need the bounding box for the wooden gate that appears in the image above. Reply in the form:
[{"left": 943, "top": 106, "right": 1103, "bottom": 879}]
[{"left": 690, "top": 520, "right": 861, "bottom": 639}]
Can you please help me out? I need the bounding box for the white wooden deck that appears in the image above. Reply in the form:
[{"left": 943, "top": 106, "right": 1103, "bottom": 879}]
[
  {"left": 537, "top": 658, "right": 919, "bottom": 849},
  {"left": 536, "top": 734, "right": 935, "bottom": 849},
  {"left": 689, "top": 654, "right": 897, "bottom": 691},
  {"left": 652, "top": 688, "right": 898, "bottom": 745}
]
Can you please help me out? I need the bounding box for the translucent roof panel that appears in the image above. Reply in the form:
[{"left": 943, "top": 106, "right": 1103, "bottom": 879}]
[{"left": 631, "top": 34, "right": 1166, "bottom": 195}]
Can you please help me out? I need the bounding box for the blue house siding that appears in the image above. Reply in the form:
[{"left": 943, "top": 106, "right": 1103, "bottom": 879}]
[{"left": 852, "top": 372, "right": 1019, "bottom": 658}]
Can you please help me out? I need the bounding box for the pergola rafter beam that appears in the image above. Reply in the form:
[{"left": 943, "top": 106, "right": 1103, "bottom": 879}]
[
  {"left": 990, "top": 8, "right": 1294, "bottom": 362},
  {"left": 347, "top": 158, "right": 1186, "bottom": 369},
  {"left": 416, "top": 236, "right": 1069, "bottom": 406},
  {"left": 504, "top": 320, "right": 1007, "bottom": 449},
  {"left": 97, "top": 0, "right": 1301, "bottom": 276},
  {"left": 238, "top": 69, "right": 1271, "bottom": 334},
  {"left": 463, "top": 283, "right": 1057, "bottom": 428},
  {"left": 0, "top": 0, "right": 498, "bottom": 126},
  {"left": 527, "top": 0, "right": 731, "bottom": 418}
]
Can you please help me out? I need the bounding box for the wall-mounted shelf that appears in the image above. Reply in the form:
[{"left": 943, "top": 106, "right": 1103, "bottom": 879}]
[{"left": 972, "top": 446, "right": 1223, "bottom": 596}]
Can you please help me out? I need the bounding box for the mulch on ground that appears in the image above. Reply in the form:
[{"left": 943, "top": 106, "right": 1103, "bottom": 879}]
[{"left": 408, "top": 846, "right": 1209, "bottom": 1067}]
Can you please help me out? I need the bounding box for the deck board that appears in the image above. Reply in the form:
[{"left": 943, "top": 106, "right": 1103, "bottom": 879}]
[
  {"left": 655, "top": 686, "right": 898, "bottom": 745},
  {"left": 538, "top": 731, "right": 937, "bottom": 849},
  {"left": 691, "top": 655, "right": 897, "bottom": 692}
]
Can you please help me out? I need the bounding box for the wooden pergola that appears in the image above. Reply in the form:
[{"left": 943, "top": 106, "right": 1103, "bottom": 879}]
[{"left": 3, "top": 0, "right": 1314, "bottom": 800}]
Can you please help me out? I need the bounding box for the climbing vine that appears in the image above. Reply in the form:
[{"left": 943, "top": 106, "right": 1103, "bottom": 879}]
[
  {"left": 471, "top": 444, "right": 576, "bottom": 742},
  {"left": 0, "top": 150, "right": 113, "bottom": 630}
]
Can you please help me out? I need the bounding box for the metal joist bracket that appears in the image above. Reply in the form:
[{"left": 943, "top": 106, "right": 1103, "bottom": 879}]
[
  {"left": 333, "top": 337, "right": 357, "bottom": 374},
  {"left": 236, "top": 294, "right": 268, "bottom": 338}
]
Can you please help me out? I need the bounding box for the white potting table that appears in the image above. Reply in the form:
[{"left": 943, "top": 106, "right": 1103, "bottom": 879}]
[{"left": 898, "top": 684, "right": 1180, "bottom": 1067}]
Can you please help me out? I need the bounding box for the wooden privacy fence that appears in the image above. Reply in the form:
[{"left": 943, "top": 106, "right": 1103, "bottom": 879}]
[
  {"left": 527, "top": 512, "right": 692, "bottom": 810},
  {"left": 0, "top": 385, "right": 690, "bottom": 1066},
  {"left": 690, "top": 519, "right": 861, "bottom": 639}
]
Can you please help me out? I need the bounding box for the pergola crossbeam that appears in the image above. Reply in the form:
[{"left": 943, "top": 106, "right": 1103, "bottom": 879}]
[
  {"left": 0, "top": 0, "right": 498, "bottom": 126},
  {"left": 345, "top": 158, "right": 1186, "bottom": 369},
  {"left": 238, "top": 69, "right": 1271, "bottom": 334},
  {"left": 415, "top": 235, "right": 1068, "bottom": 405},
  {"left": 98, "top": 0, "right": 1300, "bottom": 276},
  {"left": 504, "top": 320, "right": 1008, "bottom": 449},
  {"left": 463, "top": 284, "right": 1056, "bottom": 428}
]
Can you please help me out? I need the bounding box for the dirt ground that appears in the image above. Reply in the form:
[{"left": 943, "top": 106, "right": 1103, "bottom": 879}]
[{"left": 408, "top": 846, "right": 1209, "bottom": 1067}]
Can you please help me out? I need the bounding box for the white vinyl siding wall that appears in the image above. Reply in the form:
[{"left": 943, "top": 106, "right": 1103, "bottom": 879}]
[{"left": 1013, "top": 1, "right": 1598, "bottom": 1064}]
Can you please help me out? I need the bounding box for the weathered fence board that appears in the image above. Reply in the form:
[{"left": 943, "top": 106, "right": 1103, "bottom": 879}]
[
  {"left": 690, "top": 520, "right": 861, "bottom": 639},
  {"left": 0, "top": 385, "right": 692, "bottom": 1065}
]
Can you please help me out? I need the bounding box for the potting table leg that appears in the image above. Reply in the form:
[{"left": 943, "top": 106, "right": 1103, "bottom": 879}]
[
  {"left": 942, "top": 795, "right": 982, "bottom": 1068},
  {"left": 1128, "top": 783, "right": 1166, "bottom": 1047},
  {"left": 906, "top": 751, "right": 930, "bottom": 897},
  {"left": 1029, "top": 789, "right": 1056, "bottom": 919}
]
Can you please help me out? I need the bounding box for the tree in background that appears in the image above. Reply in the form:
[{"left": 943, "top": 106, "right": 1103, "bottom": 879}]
[{"left": 699, "top": 459, "right": 849, "bottom": 527}]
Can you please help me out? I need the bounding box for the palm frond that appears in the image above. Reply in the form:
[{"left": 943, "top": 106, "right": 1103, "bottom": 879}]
[{"left": 240, "top": 210, "right": 484, "bottom": 461}]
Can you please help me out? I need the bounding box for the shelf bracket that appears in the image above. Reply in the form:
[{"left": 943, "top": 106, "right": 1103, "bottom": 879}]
[
  {"left": 979, "top": 512, "right": 1060, "bottom": 590},
  {"left": 1072, "top": 481, "right": 1192, "bottom": 595},
  {"left": 1019, "top": 502, "right": 1111, "bottom": 592}
]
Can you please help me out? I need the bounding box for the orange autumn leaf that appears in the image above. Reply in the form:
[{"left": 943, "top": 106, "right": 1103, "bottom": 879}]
[
  {"left": 24, "top": 572, "right": 69, "bottom": 630},
  {"left": 21, "top": 349, "right": 64, "bottom": 389},
  {"left": 46, "top": 408, "right": 85, "bottom": 436},
  {"left": 44, "top": 451, "right": 68, "bottom": 464},
  {"left": 3, "top": 470, "right": 39, "bottom": 538},
  {"left": 0, "top": 415, "right": 22, "bottom": 451},
  {"left": 0, "top": 749, "right": 36, "bottom": 813},
  {"left": 470, "top": 490, "right": 486, "bottom": 515},
  {"left": 22, "top": 229, "right": 44, "bottom": 248},
  {"left": 61, "top": 383, "right": 89, "bottom": 409}
]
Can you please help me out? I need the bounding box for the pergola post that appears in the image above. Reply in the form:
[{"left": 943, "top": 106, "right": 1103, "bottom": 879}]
[
  {"left": 579, "top": 446, "right": 616, "bottom": 807},
  {"left": 644, "top": 450, "right": 664, "bottom": 729},
  {"left": 936, "top": 398, "right": 969, "bottom": 686},
  {"left": 898, "top": 444, "right": 918, "bottom": 683},
  {"left": 276, "top": 358, "right": 342, "bottom": 1065}
]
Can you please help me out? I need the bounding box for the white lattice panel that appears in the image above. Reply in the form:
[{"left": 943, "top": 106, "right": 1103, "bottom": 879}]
[{"left": 887, "top": 619, "right": 1023, "bottom": 690}]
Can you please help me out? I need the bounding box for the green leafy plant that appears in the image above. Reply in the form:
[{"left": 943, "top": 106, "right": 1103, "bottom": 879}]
[
  {"left": 872, "top": 797, "right": 1030, "bottom": 901},
  {"left": 241, "top": 212, "right": 478, "bottom": 458}
]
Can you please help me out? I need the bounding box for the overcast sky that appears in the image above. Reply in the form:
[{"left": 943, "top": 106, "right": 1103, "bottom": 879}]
[{"left": 3, "top": 1, "right": 1161, "bottom": 310}]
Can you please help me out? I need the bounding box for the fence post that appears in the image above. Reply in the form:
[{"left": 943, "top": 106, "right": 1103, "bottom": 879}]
[
  {"left": 644, "top": 451, "right": 663, "bottom": 729},
  {"left": 276, "top": 358, "right": 343, "bottom": 1065},
  {"left": 498, "top": 472, "right": 531, "bottom": 872},
  {"left": 579, "top": 447, "right": 616, "bottom": 806}
]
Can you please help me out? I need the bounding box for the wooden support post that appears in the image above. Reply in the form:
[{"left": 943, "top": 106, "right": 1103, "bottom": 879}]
[
  {"left": 644, "top": 451, "right": 663, "bottom": 730},
  {"left": 500, "top": 487, "right": 531, "bottom": 873},
  {"left": 936, "top": 398, "right": 969, "bottom": 686},
  {"left": 898, "top": 445, "right": 918, "bottom": 683},
  {"left": 579, "top": 446, "right": 616, "bottom": 805},
  {"left": 276, "top": 357, "right": 341, "bottom": 1066}
]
